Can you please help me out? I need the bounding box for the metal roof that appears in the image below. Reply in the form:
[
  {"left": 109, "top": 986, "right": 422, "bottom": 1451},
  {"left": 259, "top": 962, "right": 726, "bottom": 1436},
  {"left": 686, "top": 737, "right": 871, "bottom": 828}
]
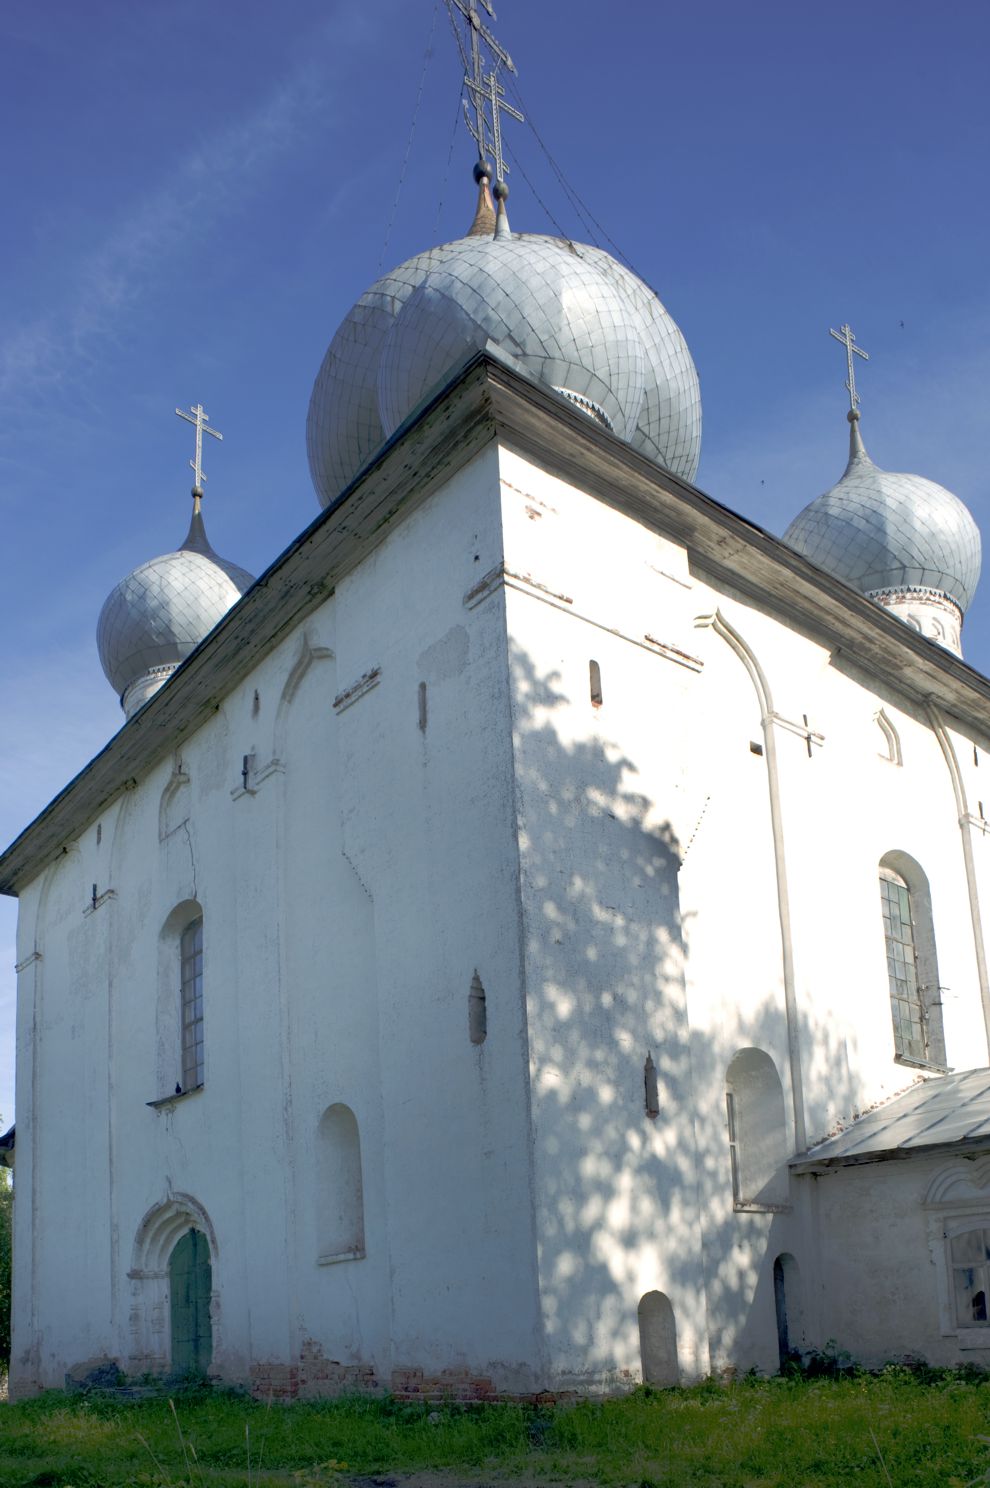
[
  {"left": 306, "top": 231, "right": 701, "bottom": 506},
  {"left": 5, "top": 351, "right": 990, "bottom": 898},
  {"left": 792, "top": 1068, "right": 990, "bottom": 1172}
]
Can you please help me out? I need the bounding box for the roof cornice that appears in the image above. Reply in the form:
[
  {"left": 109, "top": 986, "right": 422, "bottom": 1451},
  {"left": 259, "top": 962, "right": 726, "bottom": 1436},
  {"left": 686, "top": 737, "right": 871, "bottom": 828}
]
[{"left": 3, "top": 350, "right": 990, "bottom": 895}]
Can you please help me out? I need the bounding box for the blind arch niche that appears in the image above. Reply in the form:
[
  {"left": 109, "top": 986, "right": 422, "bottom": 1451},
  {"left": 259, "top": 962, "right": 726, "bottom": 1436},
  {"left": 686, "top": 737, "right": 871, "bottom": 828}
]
[
  {"left": 725, "top": 1047, "right": 789, "bottom": 1209},
  {"left": 316, "top": 1103, "right": 365, "bottom": 1263}
]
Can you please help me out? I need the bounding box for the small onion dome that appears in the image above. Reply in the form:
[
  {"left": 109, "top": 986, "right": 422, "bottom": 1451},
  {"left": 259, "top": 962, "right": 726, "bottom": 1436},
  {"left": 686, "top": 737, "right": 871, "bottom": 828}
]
[
  {"left": 307, "top": 232, "right": 701, "bottom": 508},
  {"left": 97, "top": 495, "right": 254, "bottom": 719},
  {"left": 784, "top": 412, "right": 981, "bottom": 652}
]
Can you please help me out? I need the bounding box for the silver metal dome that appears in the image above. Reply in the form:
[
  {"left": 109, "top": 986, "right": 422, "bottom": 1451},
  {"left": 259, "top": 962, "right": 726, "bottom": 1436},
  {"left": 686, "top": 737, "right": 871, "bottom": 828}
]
[
  {"left": 784, "top": 415, "right": 981, "bottom": 614},
  {"left": 306, "top": 231, "right": 700, "bottom": 508},
  {"left": 97, "top": 501, "right": 254, "bottom": 716}
]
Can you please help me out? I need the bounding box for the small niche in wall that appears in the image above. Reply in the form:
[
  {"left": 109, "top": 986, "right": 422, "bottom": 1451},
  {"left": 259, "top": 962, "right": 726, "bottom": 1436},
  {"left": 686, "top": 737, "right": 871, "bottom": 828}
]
[
  {"left": 589, "top": 660, "right": 603, "bottom": 708},
  {"left": 749, "top": 741, "right": 763, "bottom": 756},
  {"left": 317, "top": 1104, "right": 365, "bottom": 1262},
  {"left": 469, "top": 971, "right": 487, "bottom": 1045},
  {"left": 644, "top": 1051, "right": 659, "bottom": 1119},
  {"left": 418, "top": 681, "right": 428, "bottom": 733}
]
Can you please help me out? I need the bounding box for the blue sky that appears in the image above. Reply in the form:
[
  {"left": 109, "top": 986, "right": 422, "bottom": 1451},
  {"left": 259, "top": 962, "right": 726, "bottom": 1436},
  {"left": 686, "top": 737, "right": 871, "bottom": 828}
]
[{"left": 1, "top": 0, "right": 988, "bottom": 1125}]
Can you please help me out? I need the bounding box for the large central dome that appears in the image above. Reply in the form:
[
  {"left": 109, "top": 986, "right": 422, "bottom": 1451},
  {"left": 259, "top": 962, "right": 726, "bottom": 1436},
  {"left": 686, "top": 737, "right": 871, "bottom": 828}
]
[{"left": 306, "top": 223, "right": 701, "bottom": 508}]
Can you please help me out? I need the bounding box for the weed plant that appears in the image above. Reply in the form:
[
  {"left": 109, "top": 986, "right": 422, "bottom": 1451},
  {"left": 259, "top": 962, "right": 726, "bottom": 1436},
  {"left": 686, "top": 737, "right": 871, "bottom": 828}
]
[{"left": 0, "top": 1370, "right": 989, "bottom": 1487}]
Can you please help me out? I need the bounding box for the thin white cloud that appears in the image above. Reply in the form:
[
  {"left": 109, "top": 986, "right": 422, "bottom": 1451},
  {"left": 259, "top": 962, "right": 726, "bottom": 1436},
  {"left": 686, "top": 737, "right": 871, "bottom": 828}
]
[{"left": 0, "top": 31, "right": 339, "bottom": 403}]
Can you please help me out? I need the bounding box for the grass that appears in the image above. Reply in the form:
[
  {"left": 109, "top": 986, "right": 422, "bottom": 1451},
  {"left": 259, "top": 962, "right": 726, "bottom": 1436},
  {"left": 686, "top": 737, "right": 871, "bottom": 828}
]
[{"left": 0, "top": 1371, "right": 989, "bottom": 1488}]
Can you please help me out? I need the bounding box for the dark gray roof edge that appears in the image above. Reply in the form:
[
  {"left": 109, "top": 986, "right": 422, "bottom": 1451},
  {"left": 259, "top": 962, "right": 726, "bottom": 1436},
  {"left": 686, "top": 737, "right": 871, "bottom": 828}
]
[
  {"left": 4, "top": 349, "right": 990, "bottom": 896},
  {"left": 791, "top": 1132, "right": 990, "bottom": 1175}
]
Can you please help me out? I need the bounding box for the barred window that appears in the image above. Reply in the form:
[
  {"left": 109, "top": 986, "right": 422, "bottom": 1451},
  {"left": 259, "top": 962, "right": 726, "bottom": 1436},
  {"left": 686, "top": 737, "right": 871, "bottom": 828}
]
[
  {"left": 880, "top": 871, "right": 924, "bottom": 1060},
  {"left": 180, "top": 917, "right": 204, "bottom": 1090},
  {"left": 950, "top": 1227, "right": 990, "bottom": 1327},
  {"left": 879, "top": 855, "right": 945, "bottom": 1069}
]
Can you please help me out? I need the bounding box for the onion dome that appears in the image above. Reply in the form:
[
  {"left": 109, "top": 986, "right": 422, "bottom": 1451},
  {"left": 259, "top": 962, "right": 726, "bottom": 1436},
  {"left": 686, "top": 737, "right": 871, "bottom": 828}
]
[
  {"left": 97, "top": 492, "right": 254, "bottom": 718},
  {"left": 784, "top": 411, "right": 981, "bottom": 656},
  {"left": 306, "top": 182, "right": 700, "bottom": 508}
]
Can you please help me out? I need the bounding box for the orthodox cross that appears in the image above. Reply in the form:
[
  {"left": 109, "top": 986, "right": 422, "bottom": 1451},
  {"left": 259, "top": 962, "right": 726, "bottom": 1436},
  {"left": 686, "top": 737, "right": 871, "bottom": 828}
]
[
  {"left": 829, "top": 323, "right": 869, "bottom": 414},
  {"left": 175, "top": 403, "right": 223, "bottom": 490},
  {"left": 484, "top": 67, "right": 523, "bottom": 186},
  {"left": 444, "top": 0, "right": 521, "bottom": 180}
]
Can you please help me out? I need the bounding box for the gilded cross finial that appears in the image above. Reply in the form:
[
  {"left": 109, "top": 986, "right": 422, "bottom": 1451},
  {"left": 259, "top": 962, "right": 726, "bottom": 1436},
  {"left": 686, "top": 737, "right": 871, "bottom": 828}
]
[
  {"left": 444, "top": 0, "right": 523, "bottom": 187},
  {"left": 829, "top": 323, "right": 869, "bottom": 416},
  {"left": 175, "top": 402, "right": 223, "bottom": 499}
]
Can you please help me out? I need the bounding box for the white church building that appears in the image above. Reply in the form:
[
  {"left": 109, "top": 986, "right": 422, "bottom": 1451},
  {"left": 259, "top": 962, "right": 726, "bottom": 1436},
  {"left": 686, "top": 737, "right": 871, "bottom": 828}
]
[{"left": 4, "top": 13, "right": 990, "bottom": 1401}]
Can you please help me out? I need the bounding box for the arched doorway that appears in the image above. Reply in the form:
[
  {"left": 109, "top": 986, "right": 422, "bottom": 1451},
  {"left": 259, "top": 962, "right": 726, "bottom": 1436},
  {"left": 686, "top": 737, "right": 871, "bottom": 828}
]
[{"left": 169, "top": 1228, "right": 213, "bottom": 1375}]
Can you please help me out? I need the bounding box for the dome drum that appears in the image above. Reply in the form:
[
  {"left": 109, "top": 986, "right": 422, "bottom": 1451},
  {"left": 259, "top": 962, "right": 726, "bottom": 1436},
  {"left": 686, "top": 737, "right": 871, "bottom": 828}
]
[
  {"left": 121, "top": 663, "right": 182, "bottom": 721},
  {"left": 868, "top": 587, "right": 963, "bottom": 657}
]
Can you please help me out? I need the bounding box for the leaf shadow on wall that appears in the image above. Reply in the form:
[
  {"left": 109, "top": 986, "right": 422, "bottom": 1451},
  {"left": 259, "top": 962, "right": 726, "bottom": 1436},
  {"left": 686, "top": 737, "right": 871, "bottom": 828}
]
[{"left": 508, "top": 639, "right": 862, "bottom": 1381}]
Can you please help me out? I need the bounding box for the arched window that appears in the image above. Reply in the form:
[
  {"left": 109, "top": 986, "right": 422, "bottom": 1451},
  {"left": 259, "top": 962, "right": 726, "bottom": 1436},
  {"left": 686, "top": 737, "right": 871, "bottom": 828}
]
[
  {"left": 156, "top": 900, "right": 204, "bottom": 1098},
  {"left": 316, "top": 1104, "right": 365, "bottom": 1263},
  {"left": 725, "top": 1048, "right": 789, "bottom": 1209},
  {"left": 879, "top": 852, "right": 945, "bottom": 1068},
  {"left": 180, "top": 917, "right": 204, "bottom": 1091},
  {"left": 949, "top": 1227, "right": 990, "bottom": 1327}
]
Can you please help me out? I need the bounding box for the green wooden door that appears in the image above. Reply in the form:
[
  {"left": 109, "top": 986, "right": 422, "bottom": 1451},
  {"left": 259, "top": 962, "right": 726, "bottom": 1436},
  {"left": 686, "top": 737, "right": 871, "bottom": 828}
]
[{"left": 169, "top": 1228, "right": 212, "bottom": 1376}]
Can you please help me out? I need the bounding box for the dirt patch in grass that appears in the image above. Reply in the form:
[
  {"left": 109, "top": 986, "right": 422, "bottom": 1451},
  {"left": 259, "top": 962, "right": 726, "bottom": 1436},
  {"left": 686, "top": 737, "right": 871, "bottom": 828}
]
[{"left": 347, "top": 1477, "right": 599, "bottom": 1487}]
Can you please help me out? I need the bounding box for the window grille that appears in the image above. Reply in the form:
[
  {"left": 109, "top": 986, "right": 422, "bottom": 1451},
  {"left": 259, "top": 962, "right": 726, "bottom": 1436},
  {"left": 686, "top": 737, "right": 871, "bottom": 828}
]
[
  {"left": 180, "top": 917, "right": 204, "bottom": 1090},
  {"left": 725, "top": 1090, "right": 741, "bottom": 1200},
  {"left": 879, "top": 870, "right": 927, "bottom": 1063},
  {"left": 951, "top": 1227, "right": 990, "bottom": 1327}
]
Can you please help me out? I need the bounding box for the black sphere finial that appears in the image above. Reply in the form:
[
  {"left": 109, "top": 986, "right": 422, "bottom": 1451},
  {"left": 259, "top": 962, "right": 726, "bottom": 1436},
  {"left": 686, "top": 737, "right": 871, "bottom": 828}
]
[
  {"left": 493, "top": 179, "right": 509, "bottom": 201},
  {"left": 474, "top": 158, "right": 494, "bottom": 184}
]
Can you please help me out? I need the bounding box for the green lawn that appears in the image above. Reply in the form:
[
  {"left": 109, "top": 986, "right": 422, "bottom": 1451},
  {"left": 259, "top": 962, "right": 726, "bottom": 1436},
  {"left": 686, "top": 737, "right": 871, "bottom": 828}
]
[{"left": 1, "top": 1373, "right": 989, "bottom": 1488}]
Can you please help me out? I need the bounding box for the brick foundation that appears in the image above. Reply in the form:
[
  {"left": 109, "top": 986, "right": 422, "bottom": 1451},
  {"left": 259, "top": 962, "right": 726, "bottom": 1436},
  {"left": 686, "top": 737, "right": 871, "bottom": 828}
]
[{"left": 249, "top": 1340, "right": 502, "bottom": 1403}]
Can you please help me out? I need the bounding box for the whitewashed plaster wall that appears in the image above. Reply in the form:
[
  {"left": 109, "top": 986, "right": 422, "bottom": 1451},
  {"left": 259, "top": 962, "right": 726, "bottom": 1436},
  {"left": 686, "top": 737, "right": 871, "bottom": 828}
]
[
  {"left": 496, "top": 443, "right": 990, "bottom": 1383},
  {"left": 11, "top": 444, "right": 546, "bottom": 1395},
  {"left": 11, "top": 428, "right": 990, "bottom": 1396}
]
